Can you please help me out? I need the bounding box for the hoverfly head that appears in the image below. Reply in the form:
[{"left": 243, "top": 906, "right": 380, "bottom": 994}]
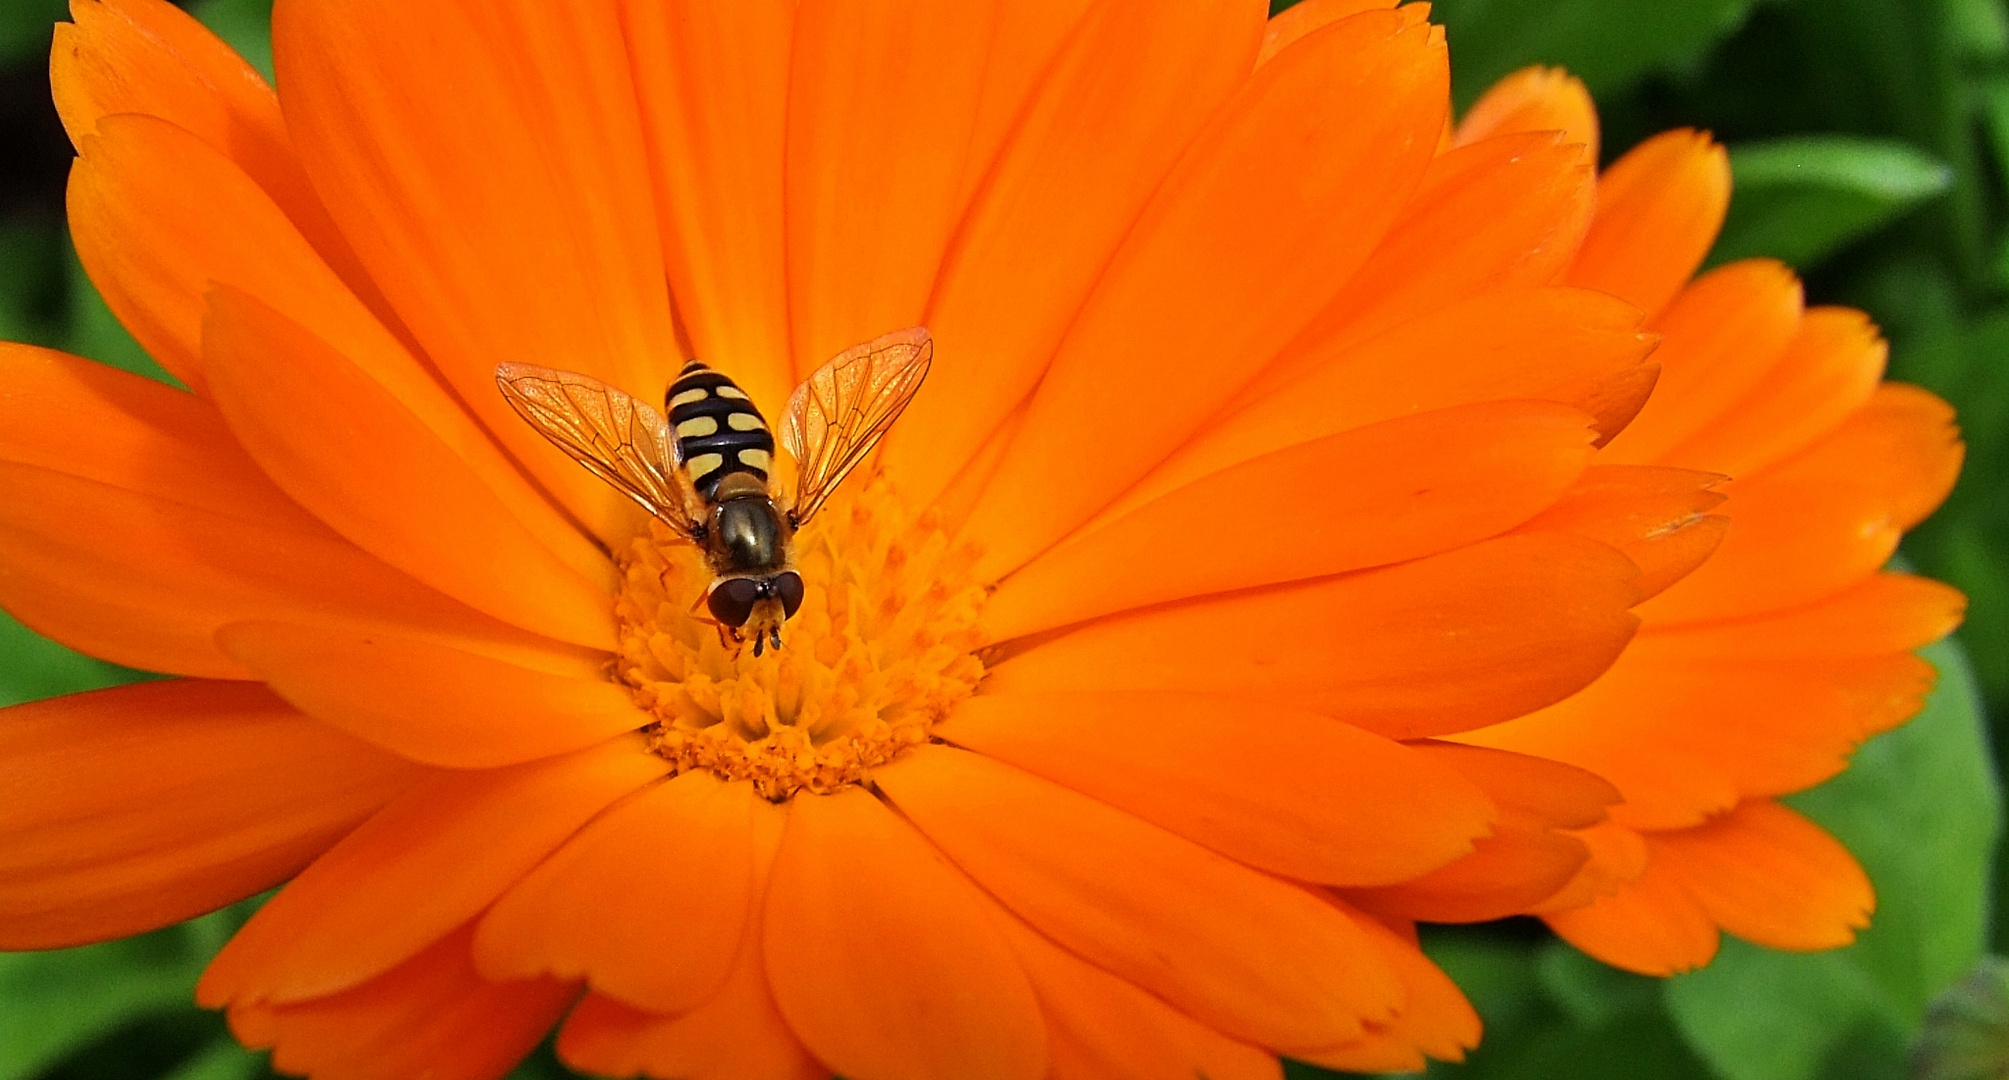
[{"left": 707, "top": 572, "right": 807, "bottom": 656}]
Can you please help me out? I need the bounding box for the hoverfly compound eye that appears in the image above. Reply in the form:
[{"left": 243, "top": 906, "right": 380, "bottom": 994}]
[
  {"left": 707, "top": 577, "right": 764, "bottom": 627},
  {"left": 771, "top": 572, "right": 806, "bottom": 618}
]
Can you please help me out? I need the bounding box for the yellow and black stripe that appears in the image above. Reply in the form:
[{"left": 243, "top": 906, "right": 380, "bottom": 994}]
[{"left": 665, "top": 360, "right": 774, "bottom": 499}]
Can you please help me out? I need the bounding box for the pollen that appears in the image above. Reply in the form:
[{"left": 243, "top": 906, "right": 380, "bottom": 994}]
[{"left": 612, "top": 479, "right": 988, "bottom": 800}]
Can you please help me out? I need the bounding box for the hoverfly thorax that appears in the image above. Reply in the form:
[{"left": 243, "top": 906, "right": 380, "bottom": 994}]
[
  {"left": 707, "top": 473, "right": 791, "bottom": 575},
  {"left": 494, "top": 328, "right": 933, "bottom": 657}
]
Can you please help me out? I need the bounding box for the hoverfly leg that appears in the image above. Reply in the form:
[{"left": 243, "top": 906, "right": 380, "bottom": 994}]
[
  {"left": 770, "top": 627, "right": 783, "bottom": 654},
  {"left": 752, "top": 632, "right": 766, "bottom": 659}
]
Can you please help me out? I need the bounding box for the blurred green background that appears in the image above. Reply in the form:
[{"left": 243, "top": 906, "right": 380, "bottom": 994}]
[{"left": 0, "top": 0, "right": 2006, "bottom": 1077}]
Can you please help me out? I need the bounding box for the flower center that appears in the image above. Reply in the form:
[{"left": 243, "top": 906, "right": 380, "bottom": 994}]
[{"left": 612, "top": 479, "right": 987, "bottom": 800}]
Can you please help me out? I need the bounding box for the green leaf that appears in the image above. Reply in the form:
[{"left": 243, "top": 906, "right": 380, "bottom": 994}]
[
  {"left": 1535, "top": 941, "right": 1662, "bottom": 1028},
  {"left": 1424, "top": 925, "right": 1549, "bottom": 1039},
  {"left": 1671, "top": 942, "right": 1905, "bottom": 1080},
  {"left": 157, "top": 1040, "right": 267, "bottom": 1080},
  {"left": 507, "top": 1039, "right": 588, "bottom": 1080},
  {"left": 1757, "top": 0, "right": 1993, "bottom": 284},
  {"left": 1912, "top": 956, "right": 2009, "bottom": 1080},
  {"left": 0, "top": 220, "right": 65, "bottom": 350},
  {"left": 1839, "top": 251, "right": 1965, "bottom": 347},
  {"left": 1711, "top": 136, "right": 1952, "bottom": 271},
  {"left": 1460, "top": 1010, "right": 1718, "bottom": 1080},
  {"left": 0, "top": 910, "right": 239, "bottom": 1080},
  {"left": 1973, "top": 81, "right": 2009, "bottom": 292},
  {"left": 1979, "top": 80, "right": 2009, "bottom": 188},
  {"left": 187, "top": 0, "right": 273, "bottom": 82},
  {"left": 1946, "top": 0, "right": 2009, "bottom": 60},
  {"left": 1927, "top": 522, "right": 2009, "bottom": 707},
  {"left": 0, "top": 607, "right": 155, "bottom": 709},
  {"left": 0, "top": 0, "right": 64, "bottom": 65},
  {"left": 1889, "top": 313, "right": 2009, "bottom": 455},
  {"left": 1430, "top": 0, "right": 1760, "bottom": 107},
  {"left": 1892, "top": 312, "right": 2009, "bottom": 708},
  {"left": 1803, "top": 640, "right": 2005, "bottom": 1012},
  {"left": 1666, "top": 639, "right": 2002, "bottom": 1080},
  {"left": 1411, "top": 935, "right": 1721, "bottom": 1080}
]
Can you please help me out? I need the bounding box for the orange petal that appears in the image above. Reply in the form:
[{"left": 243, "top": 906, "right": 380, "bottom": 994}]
[
  {"left": 52, "top": 0, "right": 385, "bottom": 319},
  {"left": 996, "top": 910, "right": 1281, "bottom": 1080},
  {"left": 203, "top": 287, "right": 615, "bottom": 649},
  {"left": 1512, "top": 465, "right": 1729, "bottom": 599},
  {"left": 1566, "top": 129, "right": 1730, "bottom": 320},
  {"left": 1544, "top": 851, "right": 1719, "bottom": 976},
  {"left": 67, "top": 112, "right": 603, "bottom": 589},
  {"left": 216, "top": 621, "right": 642, "bottom": 769},
  {"left": 1643, "top": 383, "right": 1963, "bottom": 624},
  {"left": 1662, "top": 307, "right": 1887, "bottom": 478},
  {"left": 0, "top": 347, "right": 581, "bottom": 680},
  {"left": 762, "top": 786, "right": 1047, "bottom": 1080},
  {"left": 783, "top": 0, "right": 995, "bottom": 378},
  {"left": 886, "top": 0, "right": 1264, "bottom": 506},
  {"left": 1651, "top": 800, "right": 1873, "bottom": 951},
  {"left": 54, "top": 0, "right": 284, "bottom": 171},
  {"left": 937, "top": 692, "right": 1494, "bottom": 886},
  {"left": 555, "top": 799, "right": 816, "bottom": 1080},
  {"left": 1156, "top": 288, "right": 1654, "bottom": 504},
  {"left": 1455, "top": 65, "right": 1599, "bottom": 162},
  {"left": 1270, "top": 133, "right": 1596, "bottom": 374},
  {"left": 1344, "top": 743, "right": 1617, "bottom": 922},
  {"left": 957, "top": 0, "right": 1104, "bottom": 210},
  {"left": 273, "top": 0, "right": 677, "bottom": 543},
  {"left": 560, "top": 992, "right": 824, "bottom": 1080},
  {"left": 928, "top": 403, "right": 1027, "bottom": 534},
  {"left": 198, "top": 738, "right": 665, "bottom": 1007},
  {"left": 1467, "top": 647, "right": 1935, "bottom": 829},
  {"left": 1532, "top": 818, "right": 1650, "bottom": 914},
  {"left": 0, "top": 460, "right": 580, "bottom": 680},
  {"left": 1642, "top": 572, "right": 1966, "bottom": 661},
  {"left": 1258, "top": 0, "right": 1398, "bottom": 67},
  {"left": 986, "top": 401, "right": 1598, "bottom": 640},
  {"left": 475, "top": 773, "right": 771, "bottom": 1013},
  {"left": 231, "top": 924, "right": 574, "bottom": 1080},
  {"left": 876, "top": 746, "right": 1403, "bottom": 1048},
  {"left": 1420, "top": 741, "right": 1620, "bottom": 830},
  {"left": 617, "top": 0, "right": 795, "bottom": 412},
  {"left": 66, "top": 111, "right": 342, "bottom": 392},
  {"left": 1286, "top": 906, "right": 1481, "bottom": 1071},
  {"left": 0, "top": 342, "right": 279, "bottom": 519},
  {"left": 1597, "top": 260, "right": 1805, "bottom": 466},
  {"left": 0, "top": 680, "right": 421, "bottom": 950},
  {"left": 963, "top": 8, "right": 1448, "bottom": 577},
  {"left": 986, "top": 533, "right": 1641, "bottom": 741},
  {"left": 1349, "top": 825, "right": 1590, "bottom": 925},
  {"left": 85, "top": 107, "right": 602, "bottom": 567}
]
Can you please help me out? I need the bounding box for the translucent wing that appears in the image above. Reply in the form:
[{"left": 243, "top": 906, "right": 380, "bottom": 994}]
[
  {"left": 494, "top": 363, "right": 703, "bottom": 539},
  {"left": 780, "top": 327, "right": 933, "bottom": 527}
]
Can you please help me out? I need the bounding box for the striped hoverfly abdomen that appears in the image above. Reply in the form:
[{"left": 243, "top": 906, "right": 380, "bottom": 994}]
[{"left": 665, "top": 359, "right": 775, "bottom": 500}]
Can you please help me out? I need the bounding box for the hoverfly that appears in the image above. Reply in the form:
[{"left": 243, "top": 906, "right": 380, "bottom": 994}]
[{"left": 495, "top": 327, "right": 933, "bottom": 657}]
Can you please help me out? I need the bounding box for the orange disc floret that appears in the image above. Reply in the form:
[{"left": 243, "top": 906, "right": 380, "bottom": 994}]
[{"left": 0, "top": 1, "right": 1961, "bottom": 1078}]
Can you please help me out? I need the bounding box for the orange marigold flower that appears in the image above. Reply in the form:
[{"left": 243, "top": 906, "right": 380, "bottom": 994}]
[{"left": 0, "top": 3, "right": 1960, "bottom": 1080}]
